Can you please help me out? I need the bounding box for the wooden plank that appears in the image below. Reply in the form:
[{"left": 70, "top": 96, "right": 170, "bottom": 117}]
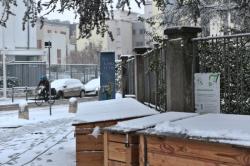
[
  {"left": 139, "top": 135, "right": 145, "bottom": 166},
  {"left": 108, "top": 133, "right": 139, "bottom": 144},
  {"left": 76, "top": 134, "right": 103, "bottom": 151},
  {"left": 147, "top": 152, "right": 237, "bottom": 166},
  {"left": 126, "top": 144, "right": 139, "bottom": 165},
  {"left": 94, "top": 121, "right": 118, "bottom": 128},
  {"left": 108, "top": 142, "right": 127, "bottom": 162},
  {"left": 76, "top": 151, "right": 103, "bottom": 166},
  {"left": 146, "top": 136, "right": 250, "bottom": 165},
  {"left": 108, "top": 160, "right": 126, "bottom": 166},
  {"left": 108, "top": 160, "right": 138, "bottom": 166},
  {"left": 104, "top": 131, "right": 109, "bottom": 166},
  {"left": 75, "top": 128, "right": 94, "bottom": 135}
]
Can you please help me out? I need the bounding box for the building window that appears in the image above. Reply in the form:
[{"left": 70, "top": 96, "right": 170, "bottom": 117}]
[
  {"left": 117, "top": 28, "right": 120, "bottom": 36},
  {"left": 133, "top": 29, "right": 136, "bottom": 35},
  {"left": 60, "top": 31, "right": 66, "bottom": 35},
  {"left": 55, "top": 31, "right": 57, "bottom": 33},
  {"left": 37, "top": 40, "right": 42, "bottom": 49},
  {"left": 57, "top": 49, "right": 62, "bottom": 64},
  {"left": 47, "top": 30, "right": 52, "bottom": 33},
  {"left": 136, "top": 42, "right": 144, "bottom": 46},
  {"left": 140, "top": 29, "right": 145, "bottom": 34}
]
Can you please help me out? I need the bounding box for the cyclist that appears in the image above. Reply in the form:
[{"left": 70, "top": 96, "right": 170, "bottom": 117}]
[{"left": 37, "top": 76, "right": 50, "bottom": 101}]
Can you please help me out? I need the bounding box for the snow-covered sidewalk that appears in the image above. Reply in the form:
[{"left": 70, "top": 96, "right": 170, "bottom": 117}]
[{"left": 0, "top": 105, "right": 76, "bottom": 166}]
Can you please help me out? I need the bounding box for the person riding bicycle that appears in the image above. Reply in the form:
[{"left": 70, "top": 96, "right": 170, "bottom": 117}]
[{"left": 37, "top": 76, "right": 50, "bottom": 101}]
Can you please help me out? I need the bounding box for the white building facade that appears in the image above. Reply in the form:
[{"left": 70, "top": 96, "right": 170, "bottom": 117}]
[
  {"left": 37, "top": 19, "right": 71, "bottom": 64},
  {"left": 0, "top": 1, "right": 44, "bottom": 61}
]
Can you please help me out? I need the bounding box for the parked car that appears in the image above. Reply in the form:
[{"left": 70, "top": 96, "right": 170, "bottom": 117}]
[
  {"left": 83, "top": 77, "right": 100, "bottom": 96},
  {"left": 51, "top": 78, "right": 84, "bottom": 99},
  {"left": 0, "top": 77, "right": 20, "bottom": 88}
]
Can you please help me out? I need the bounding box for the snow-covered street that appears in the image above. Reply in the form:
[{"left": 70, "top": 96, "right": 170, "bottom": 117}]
[{"left": 0, "top": 105, "right": 76, "bottom": 166}]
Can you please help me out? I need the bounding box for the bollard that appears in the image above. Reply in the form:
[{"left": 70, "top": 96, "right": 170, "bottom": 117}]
[
  {"left": 12, "top": 87, "right": 14, "bottom": 103},
  {"left": 25, "top": 86, "right": 28, "bottom": 101},
  {"left": 18, "top": 101, "right": 29, "bottom": 120},
  {"left": 69, "top": 97, "right": 78, "bottom": 113}
]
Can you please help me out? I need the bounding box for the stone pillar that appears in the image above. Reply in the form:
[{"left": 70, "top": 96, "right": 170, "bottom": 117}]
[
  {"left": 120, "top": 56, "right": 128, "bottom": 98},
  {"left": 69, "top": 97, "right": 78, "bottom": 113},
  {"left": 133, "top": 47, "right": 151, "bottom": 102},
  {"left": 165, "top": 27, "right": 202, "bottom": 112},
  {"left": 18, "top": 102, "right": 29, "bottom": 120}
]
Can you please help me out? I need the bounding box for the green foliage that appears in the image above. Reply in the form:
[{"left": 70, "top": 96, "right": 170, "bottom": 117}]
[{"left": 197, "top": 36, "right": 250, "bottom": 114}]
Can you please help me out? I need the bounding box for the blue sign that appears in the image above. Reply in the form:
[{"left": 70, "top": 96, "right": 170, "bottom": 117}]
[{"left": 99, "top": 52, "right": 116, "bottom": 100}]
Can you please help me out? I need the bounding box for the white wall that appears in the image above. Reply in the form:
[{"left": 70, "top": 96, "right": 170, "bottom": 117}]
[
  {"left": 0, "top": 1, "right": 37, "bottom": 50},
  {"left": 37, "top": 21, "right": 70, "bottom": 64}
]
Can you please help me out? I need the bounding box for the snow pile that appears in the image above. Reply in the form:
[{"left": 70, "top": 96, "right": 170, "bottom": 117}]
[
  {"left": 91, "top": 126, "right": 101, "bottom": 138},
  {"left": 69, "top": 97, "right": 77, "bottom": 103},
  {"left": 19, "top": 101, "right": 28, "bottom": 112},
  {"left": 153, "top": 114, "right": 250, "bottom": 146},
  {"left": 74, "top": 98, "right": 157, "bottom": 123},
  {"left": 109, "top": 112, "right": 197, "bottom": 132}
]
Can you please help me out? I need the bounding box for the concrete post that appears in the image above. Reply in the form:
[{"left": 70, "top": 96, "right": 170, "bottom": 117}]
[
  {"left": 165, "top": 26, "right": 201, "bottom": 112},
  {"left": 133, "top": 47, "right": 151, "bottom": 102},
  {"left": 69, "top": 97, "right": 78, "bottom": 113},
  {"left": 18, "top": 102, "right": 29, "bottom": 120},
  {"left": 120, "top": 56, "right": 128, "bottom": 98}
]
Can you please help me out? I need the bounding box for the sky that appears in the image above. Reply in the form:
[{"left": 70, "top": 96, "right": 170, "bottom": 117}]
[{"left": 46, "top": 1, "right": 144, "bottom": 23}]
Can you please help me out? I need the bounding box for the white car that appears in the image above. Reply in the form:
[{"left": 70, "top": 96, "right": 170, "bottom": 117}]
[
  {"left": 51, "top": 79, "right": 85, "bottom": 98},
  {"left": 83, "top": 78, "right": 100, "bottom": 95}
]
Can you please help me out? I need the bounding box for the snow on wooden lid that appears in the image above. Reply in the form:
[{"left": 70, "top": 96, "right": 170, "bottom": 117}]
[
  {"left": 106, "top": 112, "right": 198, "bottom": 133},
  {"left": 73, "top": 98, "right": 158, "bottom": 124},
  {"left": 150, "top": 113, "right": 250, "bottom": 147}
]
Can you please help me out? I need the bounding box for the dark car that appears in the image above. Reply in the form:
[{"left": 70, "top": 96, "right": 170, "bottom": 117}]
[{"left": 0, "top": 77, "right": 20, "bottom": 88}]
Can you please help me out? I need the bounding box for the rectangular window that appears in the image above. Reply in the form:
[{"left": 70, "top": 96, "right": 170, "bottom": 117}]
[
  {"left": 57, "top": 49, "right": 62, "bottom": 64},
  {"left": 60, "top": 31, "right": 67, "bottom": 35},
  {"left": 37, "top": 40, "right": 42, "bottom": 49},
  {"left": 47, "top": 30, "right": 52, "bottom": 33},
  {"left": 133, "top": 29, "right": 136, "bottom": 35},
  {"left": 117, "top": 28, "right": 120, "bottom": 36},
  {"left": 140, "top": 29, "right": 145, "bottom": 34}
]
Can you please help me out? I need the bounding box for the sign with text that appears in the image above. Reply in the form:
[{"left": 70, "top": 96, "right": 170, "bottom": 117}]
[
  {"left": 195, "top": 73, "right": 220, "bottom": 113},
  {"left": 99, "top": 52, "right": 116, "bottom": 100}
]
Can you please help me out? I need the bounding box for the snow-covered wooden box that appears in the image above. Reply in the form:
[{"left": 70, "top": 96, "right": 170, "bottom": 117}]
[
  {"left": 139, "top": 114, "right": 250, "bottom": 166},
  {"left": 104, "top": 112, "right": 197, "bottom": 166},
  {"left": 72, "top": 98, "right": 157, "bottom": 166}
]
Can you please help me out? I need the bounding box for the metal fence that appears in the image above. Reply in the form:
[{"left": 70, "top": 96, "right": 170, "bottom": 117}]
[
  {"left": 193, "top": 33, "right": 250, "bottom": 114},
  {"left": 142, "top": 47, "right": 167, "bottom": 111},
  {"left": 49, "top": 64, "right": 99, "bottom": 84},
  {"left": 126, "top": 58, "right": 135, "bottom": 95},
  {"left": 0, "top": 63, "right": 99, "bottom": 88}
]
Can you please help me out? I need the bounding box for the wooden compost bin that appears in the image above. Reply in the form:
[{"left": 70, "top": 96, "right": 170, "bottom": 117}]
[
  {"left": 72, "top": 98, "right": 158, "bottom": 166},
  {"left": 139, "top": 114, "right": 250, "bottom": 166},
  {"left": 104, "top": 112, "right": 198, "bottom": 166},
  {"left": 104, "top": 130, "right": 140, "bottom": 166}
]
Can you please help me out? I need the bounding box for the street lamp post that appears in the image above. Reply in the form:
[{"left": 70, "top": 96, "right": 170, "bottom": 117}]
[
  {"left": 45, "top": 41, "right": 52, "bottom": 115},
  {"left": 2, "top": 48, "right": 7, "bottom": 98}
]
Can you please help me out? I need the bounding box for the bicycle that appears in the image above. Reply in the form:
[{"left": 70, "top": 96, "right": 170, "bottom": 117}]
[{"left": 35, "top": 86, "right": 56, "bottom": 106}]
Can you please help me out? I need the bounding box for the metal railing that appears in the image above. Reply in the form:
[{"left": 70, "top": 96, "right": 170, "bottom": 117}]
[
  {"left": 142, "top": 47, "right": 167, "bottom": 111},
  {"left": 193, "top": 33, "right": 250, "bottom": 114}
]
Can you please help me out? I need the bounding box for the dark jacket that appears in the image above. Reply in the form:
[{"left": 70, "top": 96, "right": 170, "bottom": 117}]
[{"left": 38, "top": 79, "right": 50, "bottom": 91}]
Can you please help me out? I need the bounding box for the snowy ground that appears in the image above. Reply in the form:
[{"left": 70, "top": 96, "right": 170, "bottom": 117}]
[
  {"left": 0, "top": 98, "right": 34, "bottom": 106},
  {"left": 0, "top": 93, "right": 124, "bottom": 166},
  {"left": 0, "top": 105, "right": 76, "bottom": 166}
]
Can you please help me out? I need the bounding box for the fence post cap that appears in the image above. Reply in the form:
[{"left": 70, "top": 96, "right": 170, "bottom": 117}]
[
  {"left": 164, "top": 26, "right": 202, "bottom": 38},
  {"left": 133, "top": 47, "right": 152, "bottom": 55}
]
